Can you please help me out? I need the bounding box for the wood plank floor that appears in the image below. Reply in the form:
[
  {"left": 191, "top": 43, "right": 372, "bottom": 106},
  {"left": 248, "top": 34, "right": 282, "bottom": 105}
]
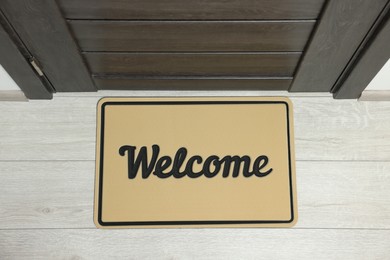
[{"left": 1, "top": 91, "right": 390, "bottom": 259}]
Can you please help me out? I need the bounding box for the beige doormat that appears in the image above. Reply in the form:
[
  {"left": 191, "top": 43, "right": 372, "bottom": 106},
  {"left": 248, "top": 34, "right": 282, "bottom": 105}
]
[{"left": 95, "top": 97, "right": 297, "bottom": 228}]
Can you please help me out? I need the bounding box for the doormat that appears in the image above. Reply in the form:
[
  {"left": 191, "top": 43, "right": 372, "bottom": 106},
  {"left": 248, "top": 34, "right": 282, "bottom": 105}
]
[{"left": 95, "top": 97, "right": 297, "bottom": 228}]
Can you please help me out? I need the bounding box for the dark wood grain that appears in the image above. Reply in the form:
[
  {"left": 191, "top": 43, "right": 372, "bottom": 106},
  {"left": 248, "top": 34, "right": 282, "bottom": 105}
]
[
  {"left": 0, "top": 16, "right": 52, "bottom": 99},
  {"left": 69, "top": 21, "right": 315, "bottom": 52},
  {"left": 93, "top": 76, "right": 291, "bottom": 90},
  {"left": 85, "top": 52, "right": 301, "bottom": 77},
  {"left": 334, "top": 5, "right": 390, "bottom": 99},
  {"left": 58, "top": 0, "right": 325, "bottom": 20},
  {"left": 289, "top": 0, "right": 389, "bottom": 92},
  {"left": 0, "top": 0, "right": 96, "bottom": 92}
]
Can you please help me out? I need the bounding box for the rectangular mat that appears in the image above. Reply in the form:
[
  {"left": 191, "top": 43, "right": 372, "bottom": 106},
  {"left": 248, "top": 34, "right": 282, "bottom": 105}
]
[{"left": 95, "top": 97, "right": 297, "bottom": 228}]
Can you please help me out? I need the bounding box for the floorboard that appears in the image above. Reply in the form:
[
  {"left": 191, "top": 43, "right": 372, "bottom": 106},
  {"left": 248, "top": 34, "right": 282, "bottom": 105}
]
[
  {"left": 0, "top": 229, "right": 389, "bottom": 259},
  {"left": 0, "top": 96, "right": 389, "bottom": 160},
  {"left": 0, "top": 161, "right": 389, "bottom": 229}
]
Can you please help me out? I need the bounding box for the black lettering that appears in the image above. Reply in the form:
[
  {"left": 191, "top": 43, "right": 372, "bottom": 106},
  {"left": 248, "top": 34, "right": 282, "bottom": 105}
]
[
  {"left": 119, "top": 145, "right": 273, "bottom": 179},
  {"left": 203, "top": 155, "right": 221, "bottom": 178},
  {"left": 185, "top": 156, "right": 203, "bottom": 178},
  {"left": 119, "top": 145, "right": 159, "bottom": 179},
  {"left": 220, "top": 155, "right": 251, "bottom": 178},
  {"left": 252, "top": 156, "right": 273, "bottom": 177},
  {"left": 170, "top": 147, "right": 188, "bottom": 178},
  {"left": 154, "top": 156, "right": 173, "bottom": 178}
]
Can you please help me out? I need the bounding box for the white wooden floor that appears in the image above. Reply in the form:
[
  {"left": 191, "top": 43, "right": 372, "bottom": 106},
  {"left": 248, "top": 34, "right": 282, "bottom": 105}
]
[{"left": 1, "top": 91, "right": 390, "bottom": 259}]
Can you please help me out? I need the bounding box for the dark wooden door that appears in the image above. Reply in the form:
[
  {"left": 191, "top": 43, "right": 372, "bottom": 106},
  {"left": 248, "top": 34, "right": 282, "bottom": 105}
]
[{"left": 0, "top": 0, "right": 389, "bottom": 99}]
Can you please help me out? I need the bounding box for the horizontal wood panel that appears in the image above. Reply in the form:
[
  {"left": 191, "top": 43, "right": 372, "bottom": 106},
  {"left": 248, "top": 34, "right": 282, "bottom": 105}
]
[
  {"left": 85, "top": 52, "right": 300, "bottom": 76},
  {"left": 58, "top": 0, "right": 325, "bottom": 20},
  {"left": 1, "top": 229, "right": 389, "bottom": 259},
  {"left": 1, "top": 161, "right": 390, "bottom": 229},
  {"left": 93, "top": 77, "right": 291, "bottom": 90},
  {"left": 53, "top": 91, "right": 332, "bottom": 98},
  {"left": 0, "top": 97, "right": 390, "bottom": 161},
  {"left": 69, "top": 21, "right": 315, "bottom": 52}
]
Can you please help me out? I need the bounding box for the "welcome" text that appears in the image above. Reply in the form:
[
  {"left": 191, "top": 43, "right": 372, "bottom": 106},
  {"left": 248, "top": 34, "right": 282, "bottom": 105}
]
[{"left": 119, "top": 145, "right": 273, "bottom": 179}]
